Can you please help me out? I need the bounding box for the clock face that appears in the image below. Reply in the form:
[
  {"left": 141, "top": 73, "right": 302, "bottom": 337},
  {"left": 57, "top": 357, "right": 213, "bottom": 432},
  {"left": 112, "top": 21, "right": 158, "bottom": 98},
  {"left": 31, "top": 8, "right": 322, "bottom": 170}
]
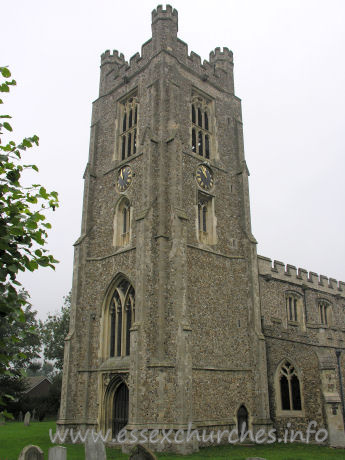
[
  {"left": 117, "top": 166, "right": 132, "bottom": 192},
  {"left": 196, "top": 165, "right": 214, "bottom": 190}
]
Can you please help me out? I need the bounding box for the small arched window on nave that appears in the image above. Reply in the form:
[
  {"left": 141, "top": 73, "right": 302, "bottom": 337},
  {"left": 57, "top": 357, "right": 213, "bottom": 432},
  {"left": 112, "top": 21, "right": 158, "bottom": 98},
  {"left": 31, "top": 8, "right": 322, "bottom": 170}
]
[{"left": 319, "top": 300, "right": 332, "bottom": 327}]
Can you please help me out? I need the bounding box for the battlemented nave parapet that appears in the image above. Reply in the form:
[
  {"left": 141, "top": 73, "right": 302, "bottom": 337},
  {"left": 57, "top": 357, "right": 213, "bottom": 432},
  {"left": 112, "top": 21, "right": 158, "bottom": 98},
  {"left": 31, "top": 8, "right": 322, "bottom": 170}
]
[
  {"left": 258, "top": 255, "right": 345, "bottom": 296},
  {"left": 258, "top": 254, "right": 345, "bottom": 342}
]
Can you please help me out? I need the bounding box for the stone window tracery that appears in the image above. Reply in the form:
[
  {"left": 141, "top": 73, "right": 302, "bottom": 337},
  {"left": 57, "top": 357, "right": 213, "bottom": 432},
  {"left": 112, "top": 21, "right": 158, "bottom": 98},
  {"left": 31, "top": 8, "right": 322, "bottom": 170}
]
[
  {"left": 277, "top": 361, "right": 302, "bottom": 413},
  {"left": 191, "top": 94, "right": 212, "bottom": 158},
  {"left": 109, "top": 278, "right": 135, "bottom": 357},
  {"left": 120, "top": 95, "right": 138, "bottom": 160}
]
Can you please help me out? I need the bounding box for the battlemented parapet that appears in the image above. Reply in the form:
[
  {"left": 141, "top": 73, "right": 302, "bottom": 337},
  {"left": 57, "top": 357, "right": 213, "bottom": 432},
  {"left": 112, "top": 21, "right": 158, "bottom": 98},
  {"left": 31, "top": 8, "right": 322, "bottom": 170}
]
[
  {"left": 258, "top": 255, "right": 345, "bottom": 297},
  {"left": 151, "top": 4, "right": 178, "bottom": 51},
  {"left": 98, "top": 5, "right": 235, "bottom": 96},
  {"left": 99, "top": 49, "right": 127, "bottom": 94},
  {"left": 151, "top": 4, "right": 178, "bottom": 27},
  {"left": 209, "top": 46, "right": 233, "bottom": 64}
]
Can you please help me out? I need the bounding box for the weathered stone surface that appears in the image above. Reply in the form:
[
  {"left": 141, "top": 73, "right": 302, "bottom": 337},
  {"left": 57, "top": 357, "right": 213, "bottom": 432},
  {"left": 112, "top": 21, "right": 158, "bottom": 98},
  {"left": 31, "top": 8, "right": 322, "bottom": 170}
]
[
  {"left": 18, "top": 410, "right": 23, "bottom": 422},
  {"left": 129, "top": 444, "right": 157, "bottom": 460},
  {"left": 57, "top": 2, "right": 345, "bottom": 455},
  {"left": 85, "top": 433, "right": 106, "bottom": 460},
  {"left": 18, "top": 445, "right": 44, "bottom": 460},
  {"left": 23, "top": 411, "right": 31, "bottom": 426},
  {"left": 48, "top": 446, "right": 67, "bottom": 460}
]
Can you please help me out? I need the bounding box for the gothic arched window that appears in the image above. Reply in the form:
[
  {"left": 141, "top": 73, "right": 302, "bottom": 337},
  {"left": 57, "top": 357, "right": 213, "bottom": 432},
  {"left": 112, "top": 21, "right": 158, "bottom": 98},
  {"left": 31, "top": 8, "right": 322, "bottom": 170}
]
[
  {"left": 191, "top": 94, "right": 213, "bottom": 158},
  {"left": 113, "top": 197, "right": 131, "bottom": 247},
  {"left": 319, "top": 300, "right": 331, "bottom": 326},
  {"left": 120, "top": 95, "right": 138, "bottom": 160},
  {"left": 277, "top": 361, "right": 302, "bottom": 413},
  {"left": 109, "top": 278, "right": 135, "bottom": 357},
  {"left": 197, "top": 192, "right": 216, "bottom": 245},
  {"left": 285, "top": 292, "right": 305, "bottom": 329}
]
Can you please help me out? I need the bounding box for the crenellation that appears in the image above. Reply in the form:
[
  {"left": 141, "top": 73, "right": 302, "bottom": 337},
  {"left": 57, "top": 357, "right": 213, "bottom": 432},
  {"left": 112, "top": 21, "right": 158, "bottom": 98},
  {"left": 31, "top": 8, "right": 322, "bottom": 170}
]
[
  {"left": 329, "top": 278, "right": 338, "bottom": 289},
  {"left": 99, "top": 7, "right": 236, "bottom": 96},
  {"left": 297, "top": 268, "right": 308, "bottom": 281},
  {"left": 286, "top": 264, "right": 297, "bottom": 277},
  {"left": 209, "top": 47, "right": 233, "bottom": 64},
  {"left": 308, "top": 271, "right": 319, "bottom": 284},
  {"left": 189, "top": 51, "right": 201, "bottom": 66},
  {"left": 201, "top": 60, "right": 213, "bottom": 72},
  {"left": 319, "top": 275, "right": 328, "bottom": 287},
  {"left": 258, "top": 255, "right": 345, "bottom": 296},
  {"left": 152, "top": 4, "right": 178, "bottom": 22},
  {"left": 101, "top": 49, "right": 126, "bottom": 65},
  {"left": 129, "top": 52, "right": 142, "bottom": 68},
  {"left": 273, "top": 260, "right": 285, "bottom": 274},
  {"left": 175, "top": 37, "right": 188, "bottom": 58}
]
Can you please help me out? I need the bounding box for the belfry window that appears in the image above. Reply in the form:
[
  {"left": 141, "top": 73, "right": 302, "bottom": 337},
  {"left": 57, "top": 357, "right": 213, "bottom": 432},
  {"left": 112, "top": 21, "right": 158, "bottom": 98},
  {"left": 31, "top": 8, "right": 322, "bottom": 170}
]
[
  {"left": 109, "top": 278, "right": 135, "bottom": 357},
  {"left": 113, "top": 197, "right": 131, "bottom": 247},
  {"left": 191, "top": 94, "right": 213, "bottom": 158},
  {"left": 120, "top": 95, "right": 138, "bottom": 160},
  {"left": 278, "top": 361, "right": 302, "bottom": 412}
]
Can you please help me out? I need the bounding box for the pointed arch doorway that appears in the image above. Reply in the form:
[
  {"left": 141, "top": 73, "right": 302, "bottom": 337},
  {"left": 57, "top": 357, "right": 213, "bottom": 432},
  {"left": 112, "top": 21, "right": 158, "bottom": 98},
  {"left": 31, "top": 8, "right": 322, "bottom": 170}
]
[
  {"left": 237, "top": 405, "right": 249, "bottom": 433},
  {"left": 102, "top": 375, "right": 129, "bottom": 438},
  {"left": 112, "top": 381, "right": 129, "bottom": 437}
]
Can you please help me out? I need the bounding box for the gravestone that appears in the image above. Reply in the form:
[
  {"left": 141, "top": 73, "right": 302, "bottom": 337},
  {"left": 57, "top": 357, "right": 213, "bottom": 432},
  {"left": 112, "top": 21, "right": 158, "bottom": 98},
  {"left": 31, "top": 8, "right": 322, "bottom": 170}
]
[
  {"left": 0, "top": 413, "right": 5, "bottom": 425},
  {"left": 23, "top": 411, "right": 31, "bottom": 426},
  {"left": 129, "top": 444, "right": 157, "bottom": 460},
  {"left": 18, "top": 410, "right": 23, "bottom": 422},
  {"left": 32, "top": 408, "right": 36, "bottom": 421},
  {"left": 18, "top": 445, "right": 44, "bottom": 460},
  {"left": 48, "top": 446, "right": 67, "bottom": 460},
  {"left": 85, "top": 433, "right": 106, "bottom": 460}
]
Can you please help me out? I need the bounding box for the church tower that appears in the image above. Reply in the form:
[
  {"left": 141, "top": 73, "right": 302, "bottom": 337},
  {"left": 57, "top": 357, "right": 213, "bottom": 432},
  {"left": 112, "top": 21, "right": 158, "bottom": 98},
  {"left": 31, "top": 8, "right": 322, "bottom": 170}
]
[{"left": 58, "top": 5, "right": 272, "bottom": 452}]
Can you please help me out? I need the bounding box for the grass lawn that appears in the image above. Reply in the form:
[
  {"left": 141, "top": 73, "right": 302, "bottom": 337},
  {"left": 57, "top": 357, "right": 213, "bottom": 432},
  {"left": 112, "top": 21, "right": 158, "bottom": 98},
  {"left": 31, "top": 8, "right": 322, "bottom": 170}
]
[{"left": 0, "top": 421, "right": 344, "bottom": 459}]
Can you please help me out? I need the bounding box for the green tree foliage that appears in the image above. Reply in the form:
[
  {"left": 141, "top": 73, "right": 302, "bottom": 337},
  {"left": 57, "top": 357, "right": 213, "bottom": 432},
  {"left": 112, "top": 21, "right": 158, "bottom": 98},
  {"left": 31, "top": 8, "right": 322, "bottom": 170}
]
[
  {"left": 40, "top": 292, "right": 71, "bottom": 371},
  {"left": 0, "top": 291, "right": 40, "bottom": 372},
  {"left": 0, "top": 292, "right": 41, "bottom": 412},
  {"left": 0, "top": 66, "right": 59, "bottom": 320},
  {"left": 0, "top": 67, "right": 58, "bottom": 416}
]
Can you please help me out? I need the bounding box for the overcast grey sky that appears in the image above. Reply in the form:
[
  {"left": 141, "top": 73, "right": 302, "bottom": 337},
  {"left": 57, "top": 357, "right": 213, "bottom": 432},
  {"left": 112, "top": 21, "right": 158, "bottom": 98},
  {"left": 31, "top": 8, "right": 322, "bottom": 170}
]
[{"left": 2, "top": 0, "right": 345, "bottom": 319}]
